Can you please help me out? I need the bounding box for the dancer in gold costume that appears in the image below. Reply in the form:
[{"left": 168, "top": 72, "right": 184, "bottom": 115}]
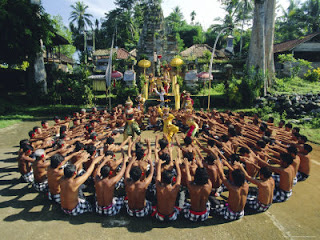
[{"left": 157, "top": 106, "right": 179, "bottom": 143}]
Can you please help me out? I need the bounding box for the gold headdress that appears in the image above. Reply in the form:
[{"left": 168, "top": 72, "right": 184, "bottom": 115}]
[{"left": 125, "top": 97, "right": 133, "bottom": 106}]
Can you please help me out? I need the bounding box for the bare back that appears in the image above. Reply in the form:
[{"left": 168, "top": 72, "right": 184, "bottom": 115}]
[
  {"left": 187, "top": 181, "right": 212, "bottom": 212},
  {"left": 156, "top": 183, "right": 180, "bottom": 215}
]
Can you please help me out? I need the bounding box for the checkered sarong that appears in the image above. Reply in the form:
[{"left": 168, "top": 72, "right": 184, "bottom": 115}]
[
  {"left": 62, "top": 198, "right": 93, "bottom": 216},
  {"left": 32, "top": 179, "right": 48, "bottom": 192},
  {"left": 125, "top": 200, "right": 152, "bottom": 217},
  {"left": 246, "top": 193, "right": 271, "bottom": 212},
  {"left": 296, "top": 171, "right": 309, "bottom": 182},
  {"left": 272, "top": 174, "right": 280, "bottom": 186},
  {"left": 151, "top": 206, "right": 181, "bottom": 221},
  {"left": 115, "top": 177, "right": 125, "bottom": 190},
  {"left": 96, "top": 197, "right": 124, "bottom": 216},
  {"left": 293, "top": 176, "right": 297, "bottom": 186},
  {"left": 22, "top": 171, "right": 34, "bottom": 183},
  {"left": 183, "top": 202, "right": 210, "bottom": 222},
  {"left": 48, "top": 192, "right": 61, "bottom": 204},
  {"left": 273, "top": 187, "right": 292, "bottom": 203},
  {"left": 213, "top": 202, "right": 244, "bottom": 221}
]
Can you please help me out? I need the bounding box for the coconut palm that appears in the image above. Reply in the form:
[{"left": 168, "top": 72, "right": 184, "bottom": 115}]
[{"left": 69, "top": 1, "right": 93, "bottom": 32}]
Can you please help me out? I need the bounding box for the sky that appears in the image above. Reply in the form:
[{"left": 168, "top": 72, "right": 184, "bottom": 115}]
[{"left": 41, "top": 0, "right": 291, "bottom": 31}]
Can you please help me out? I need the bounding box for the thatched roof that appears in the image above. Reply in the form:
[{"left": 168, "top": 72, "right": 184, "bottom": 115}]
[
  {"left": 180, "top": 44, "right": 226, "bottom": 58},
  {"left": 274, "top": 32, "right": 320, "bottom": 53},
  {"left": 93, "top": 48, "right": 134, "bottom": 60}
]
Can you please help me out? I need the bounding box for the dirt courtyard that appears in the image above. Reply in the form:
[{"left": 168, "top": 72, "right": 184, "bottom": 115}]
[{"left": 0, "top": 120, "right": 319, "bottom": 240}]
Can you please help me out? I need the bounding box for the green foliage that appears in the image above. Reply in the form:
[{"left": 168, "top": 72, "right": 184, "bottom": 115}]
[
  {"left": 225, "top": 67, "right": 264, "bottom": 107},
  {"left": 50, "top": 15, "right": 76, "bottom": 59},
  {"left": 0, "top": 0, "right": 54, "bottom": 65},
  {"left": 271, "top": 76, "right": 320, "bottom": 94},
  {"left": 110, "top": 80, "right": 139, "bottom": 105},
  {"left": 304, "top": 68, "right": 320, "bottom": 82},
  {"left": 176, "top": 75, "right": 184, "bottom": 87},
  {"left": 278, "top": 54, "right": 312, "bottom": 77},
  {"left": 46, "top": 65, "right": 93, "bottom": 105}
]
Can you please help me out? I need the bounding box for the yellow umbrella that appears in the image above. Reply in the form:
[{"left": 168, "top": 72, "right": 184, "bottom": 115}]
[
  {"left": 170, "top": 58, "right": 184, "bottom": 94},
  {"left": 138, "top": 59, "right": 151, "bottom": 75},
  {"left": 170, "top": 57, "right": 184, "bottom": 67}
]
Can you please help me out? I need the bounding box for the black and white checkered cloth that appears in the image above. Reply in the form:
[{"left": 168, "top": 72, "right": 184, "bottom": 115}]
[
  {"left": 22, "top": 171, "right": 34, "bottom": 183},
  {"left": 272, "top": 174, "right": 280, "bottom": 187},
  {"left": 125, "top": 200, "right": 152, "bottom": 217},
  {"left": 246, "top": 193, "right": 271, "bottom": 212},
  {"left": 273, "top": 187, "right": 292, "bottom": 203},
  {"left": 48, "top": 192, "right": 61, "bottom": 204},
  {"left": 62, "top": 198, "right": 93, "bottom": 216},
  {"left": 32, "top": 179, "right": 48, "bottom": 192},
  {"left": 115, "top": 177, "right": 125, "bottom": 190},
  {"left": 183, "top": 202, "right": 210, "bottom": 222},
  {"left": 96, "top": 197, "right": 124, "bottom": 216},
  {"left": 213, "top": 202, "right": 244, "bottom": 221},
  {"left": 296, "top": 171, "right": 309, "bottom": 182},
  {"left": 293, "top": 176, "right": 297, "bottom": 186},
  {"left": 152, "top": 206, "right": 181, "bottom": 221}
]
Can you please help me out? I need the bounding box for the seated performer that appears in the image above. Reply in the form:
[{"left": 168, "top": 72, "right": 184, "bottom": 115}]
[
  {"left": 257, "top": 153, "right": 295, "bottom": 203},
  {"left": 212, "top": 160, "right": 249, "bottom": 221},
  {"left": 297, "top": 144, "right": 312, "bottom": 181},
  {"left": 18, "top": 145, "right": 35, "bottom": 183},
  {"left": 152, "top": 148, "right": 182, "bottom": 221},
  {"left": 183, "top": 159, "right": 212, "bottom": 222},
  {"left": 236, "top": 163, "right": 275, "bottom": 212},
  {"left": 60, "top": 156, "right": 101, "bottom": 216},
  {"left": 94, "top": 154, "right": 127, "bottom": 216},
  {"left": 124, "top": 155, "right": 154, "bottom": 217}
]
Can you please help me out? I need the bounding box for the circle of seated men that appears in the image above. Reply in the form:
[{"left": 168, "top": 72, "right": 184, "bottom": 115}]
[{"left": 17, "top": 106, "right": 313, "bottom": 222}]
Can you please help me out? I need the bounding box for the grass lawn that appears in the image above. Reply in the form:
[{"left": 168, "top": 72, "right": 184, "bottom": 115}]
[{"left": 0, "top": 114, "right": 33, "bottom": 129}]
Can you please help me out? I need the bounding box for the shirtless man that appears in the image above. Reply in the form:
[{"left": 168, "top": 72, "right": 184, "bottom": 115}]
[
  {"left": 47, "top": 154, "right": 70, "bottom": 203},
  {"left": 124, "top": 155, "right": 154, "bottom": 217},
  {"left": 32, "top": 149, "right": 51, "bottom": 192},
  {"left": 94, "top": 154, "right": 127, "bottom": 216},
  {"left": 18, "top": 145, "right": 35, "bottom": 183},
  {"left": 183, "top": 159, "right": 212, "bottom": 221},
  {"left": 152, "top": 150, "right": 181, "bottom": 221},
  {"left": 258, "top": 153, "right": 295, "bottom": 203},
  {"left": 297, "top": 144, "right": 312, "bottom": 181},
  {"left": 60, "top": 155, "right": 101, "bottom": 216},
  {"left": 213, "top": 160, "right": 249, "bottom": 221},
  {"left": 236, "top": 162, "right": 275, "bottom": 212},
  {"left": 47, "top": 152, "right": 82, "bottom": 204}
]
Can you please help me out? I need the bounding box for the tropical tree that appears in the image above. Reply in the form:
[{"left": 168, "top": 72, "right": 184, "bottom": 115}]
[
  {"left": 190, "top": 11, "right": 196, "bottom": 24},
  {"left": 247, "top": 0, "right": 276, "bottom": 95},
  {"left": 69, "top": 1, "right": 93, "bottom": 32},
  {"left": 51, "top": 15, "right": 76, "bottom": 59},
  {"left": 0, "top": 0, "right": 53, "bottom": 66}
]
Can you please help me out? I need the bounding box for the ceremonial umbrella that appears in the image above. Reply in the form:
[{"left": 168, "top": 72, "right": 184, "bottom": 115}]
[
  {"left": 138, "top": 59, "right": 151, "bottom": 76},
  {"left": 170, "top": 57, "right": 184, "bottom": 67},
  {"left": 111, "top": 70, "right": 123, "bottom": 87},
  {"left": 197, "top": 72, "right": 211, "bottom": 80}
]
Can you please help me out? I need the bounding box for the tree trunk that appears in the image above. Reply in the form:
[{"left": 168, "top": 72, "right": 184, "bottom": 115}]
[{"left": 247, "top": 0, "right": 276, "bottom": 95}]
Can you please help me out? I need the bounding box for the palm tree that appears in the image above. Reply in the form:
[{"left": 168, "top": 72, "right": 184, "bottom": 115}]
[
  {"left": 69, "top": 1, "right": 93, "bottom": 32},
  {"left": 190, "top": 10, "right": 196, "bottom": 24}
]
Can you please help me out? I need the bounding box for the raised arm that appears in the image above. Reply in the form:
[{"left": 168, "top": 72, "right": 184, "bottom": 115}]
[
  {"left": 111, "top": 156, "right": 128, "bottom": 183},
  {"left": 174, "top": 150, "right": 182, "bottom": 186},
  {"left": 145, "top": 153, "right": 154, "bottom": 185}
]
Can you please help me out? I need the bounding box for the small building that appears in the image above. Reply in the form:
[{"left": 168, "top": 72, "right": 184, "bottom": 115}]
[
  {"left": 44, "top": 33, "right": 74, "bottom": 72},
  {"left": 92, "top": 48, "right": 135, "bottom": 73},
  {"left": 274, "top": 32, "right": 320, "bottom": 76}
]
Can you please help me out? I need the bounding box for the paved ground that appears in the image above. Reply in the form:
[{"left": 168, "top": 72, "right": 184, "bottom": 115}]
[{"left": 0, "top": 120, "right": 319, "bottom": 240}]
